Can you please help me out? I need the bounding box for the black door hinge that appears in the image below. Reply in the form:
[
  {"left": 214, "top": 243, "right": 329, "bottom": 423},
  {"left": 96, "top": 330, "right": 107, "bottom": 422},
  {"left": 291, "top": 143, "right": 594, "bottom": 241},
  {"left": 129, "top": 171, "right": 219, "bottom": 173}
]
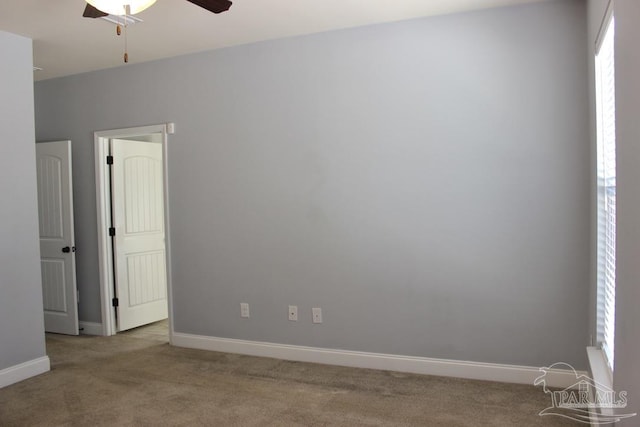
[
  {"left": 106, "top": 155, "right": 114, "bottom": 165},
  {"left": 109, "top": 227, "right": 116, "bottom": 237},
  {"left": 112, "top": 297, "right": 119, "bottom": 307}
]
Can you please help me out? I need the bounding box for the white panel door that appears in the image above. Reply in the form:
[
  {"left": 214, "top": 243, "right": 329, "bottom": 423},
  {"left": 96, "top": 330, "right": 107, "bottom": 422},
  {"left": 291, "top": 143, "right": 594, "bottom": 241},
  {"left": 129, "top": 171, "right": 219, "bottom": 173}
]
[
  {"left": 111, "top": 139, "right": 168, "bottom": 331},
  {"left": 36, "top": 140, "right": 79, "bottom": 335}
]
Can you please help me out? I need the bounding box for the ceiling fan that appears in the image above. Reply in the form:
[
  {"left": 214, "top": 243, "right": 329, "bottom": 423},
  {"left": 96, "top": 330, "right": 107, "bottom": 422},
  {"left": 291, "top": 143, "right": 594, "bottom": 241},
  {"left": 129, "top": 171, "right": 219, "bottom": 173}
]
[
  {"left": 82, "top": 1, "right": 232, "bottom": 63},
  {"left": 82, "top": 0, "right": 233, "bottom": 18}
]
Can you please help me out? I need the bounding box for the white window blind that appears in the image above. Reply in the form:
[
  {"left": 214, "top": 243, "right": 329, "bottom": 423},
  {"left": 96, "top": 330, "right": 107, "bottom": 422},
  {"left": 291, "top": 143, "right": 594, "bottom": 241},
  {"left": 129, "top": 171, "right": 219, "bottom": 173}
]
[{"left": 595, "top": 14, "right": 616, "bottom": 371}]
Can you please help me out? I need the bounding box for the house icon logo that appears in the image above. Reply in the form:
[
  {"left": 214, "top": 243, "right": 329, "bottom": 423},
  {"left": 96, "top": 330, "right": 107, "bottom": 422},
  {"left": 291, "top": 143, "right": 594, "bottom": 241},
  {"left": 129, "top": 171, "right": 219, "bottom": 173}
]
[{"left": 534, "top": 362, "right": 636, "bottom": 424}]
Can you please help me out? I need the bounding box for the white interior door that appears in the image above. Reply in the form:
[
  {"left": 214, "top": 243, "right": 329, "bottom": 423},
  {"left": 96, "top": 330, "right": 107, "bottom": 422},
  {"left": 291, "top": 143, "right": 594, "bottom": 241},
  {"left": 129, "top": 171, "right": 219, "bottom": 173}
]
[
  {"left": 36, "top": 140, "right": 79, "bottom": 335},
  {"left": 111, "top": 139, "right": 168, "bottom": 331}
]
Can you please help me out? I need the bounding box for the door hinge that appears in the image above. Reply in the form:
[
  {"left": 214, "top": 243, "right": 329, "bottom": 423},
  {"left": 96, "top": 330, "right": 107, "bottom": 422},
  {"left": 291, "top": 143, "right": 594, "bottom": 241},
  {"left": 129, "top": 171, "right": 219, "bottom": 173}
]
[
  {"left": 106, "top": 155, "right": 114, "bottom": 165},
  {"left": 109, "top": 227, "right": 116, "bottom": 237},
  {"left": 112, "top": 297, "right": 119, "bottom": 307}
]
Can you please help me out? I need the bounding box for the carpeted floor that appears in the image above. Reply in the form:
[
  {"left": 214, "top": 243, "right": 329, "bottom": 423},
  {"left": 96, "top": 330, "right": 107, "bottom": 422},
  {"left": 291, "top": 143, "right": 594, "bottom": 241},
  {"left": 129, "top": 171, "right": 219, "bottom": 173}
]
[{"left": 0, "top": 322, "right": 579, "bottom": 426}]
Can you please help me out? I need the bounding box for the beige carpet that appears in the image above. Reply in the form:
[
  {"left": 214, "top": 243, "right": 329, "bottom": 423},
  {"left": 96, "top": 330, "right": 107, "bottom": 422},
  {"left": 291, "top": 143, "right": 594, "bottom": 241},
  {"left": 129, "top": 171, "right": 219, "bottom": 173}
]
[{"left": 0, "top": 323, "right": 579, "bottom": 426}]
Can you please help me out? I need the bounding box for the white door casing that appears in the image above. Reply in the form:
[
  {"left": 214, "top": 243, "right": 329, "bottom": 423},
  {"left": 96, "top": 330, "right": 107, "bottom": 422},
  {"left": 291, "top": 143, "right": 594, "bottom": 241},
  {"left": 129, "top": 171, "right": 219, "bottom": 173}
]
[
  {"left": 111, "top": 139, "right": 168, "bottom": 331},
  {"left": 36, "top": 140, "right": 79, "bottom": 335}
]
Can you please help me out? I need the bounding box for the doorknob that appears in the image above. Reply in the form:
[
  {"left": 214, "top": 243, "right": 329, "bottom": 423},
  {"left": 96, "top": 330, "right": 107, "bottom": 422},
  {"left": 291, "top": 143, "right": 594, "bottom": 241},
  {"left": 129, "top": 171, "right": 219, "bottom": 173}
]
[{"left": 62, "top": 246, "right": 76, "bottom": 253}]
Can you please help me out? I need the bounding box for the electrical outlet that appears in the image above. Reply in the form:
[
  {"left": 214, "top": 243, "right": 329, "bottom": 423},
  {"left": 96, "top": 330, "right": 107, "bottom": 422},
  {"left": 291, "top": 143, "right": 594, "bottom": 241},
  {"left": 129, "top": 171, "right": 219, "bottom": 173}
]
[
  {"left": 240, "top": 303, "right": 250, "bottom": 318},
  {"left": 312, "top": 307, "right": 322, "bottom": 324},
  {"left": 288, "top": 305, "right": 298, "bottom": 321}
]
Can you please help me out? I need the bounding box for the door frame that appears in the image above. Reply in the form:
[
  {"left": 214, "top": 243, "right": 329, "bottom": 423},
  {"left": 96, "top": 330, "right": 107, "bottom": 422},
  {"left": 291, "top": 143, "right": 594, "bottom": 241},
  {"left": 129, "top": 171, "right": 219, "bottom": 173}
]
[{"left": 94, "top": 124, "right": 174, "bottom": 339}]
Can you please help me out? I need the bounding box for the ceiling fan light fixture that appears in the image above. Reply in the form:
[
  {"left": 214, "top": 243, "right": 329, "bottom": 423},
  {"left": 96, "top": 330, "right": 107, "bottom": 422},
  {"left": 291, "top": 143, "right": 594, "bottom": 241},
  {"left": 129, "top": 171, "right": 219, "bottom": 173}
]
[{"left": 86, "top": 0, "right": 157, "bottom": 16}]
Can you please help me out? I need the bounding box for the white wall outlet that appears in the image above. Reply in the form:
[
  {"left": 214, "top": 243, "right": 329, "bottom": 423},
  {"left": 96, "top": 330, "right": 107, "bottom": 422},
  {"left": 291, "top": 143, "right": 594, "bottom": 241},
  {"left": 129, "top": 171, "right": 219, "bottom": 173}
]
[
  {"left": 240, "top": 303, "right": 250, "bottom": 318},
  {"left": 288, "top": 305, "right": 298, "bottom": 321},
  {"left": 312, "top": 307, "right": 322, "bottom": 324}
]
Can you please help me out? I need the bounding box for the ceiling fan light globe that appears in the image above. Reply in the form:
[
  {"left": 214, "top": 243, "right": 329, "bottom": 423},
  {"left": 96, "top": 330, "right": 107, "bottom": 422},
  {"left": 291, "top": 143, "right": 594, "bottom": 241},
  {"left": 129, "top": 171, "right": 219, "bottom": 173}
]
[{"left": 86, "top": 0, "right": 157, "bottom": 16}]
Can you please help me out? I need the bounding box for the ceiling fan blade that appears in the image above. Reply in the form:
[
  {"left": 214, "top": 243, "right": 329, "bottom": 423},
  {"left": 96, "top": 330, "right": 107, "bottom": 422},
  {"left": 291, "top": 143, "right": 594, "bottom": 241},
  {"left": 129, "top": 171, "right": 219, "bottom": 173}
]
[
  {"left": 83, "top": 3, "right": 109, "bottom": 18},
  {"left": 186, "top": 0, "right": 233, "bottom": 14}
]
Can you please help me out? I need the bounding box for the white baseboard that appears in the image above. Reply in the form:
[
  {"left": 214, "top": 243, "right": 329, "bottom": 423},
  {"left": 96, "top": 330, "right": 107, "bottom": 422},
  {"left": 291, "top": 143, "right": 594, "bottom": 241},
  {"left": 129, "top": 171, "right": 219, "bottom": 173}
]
[
  {"left": 172, "top": 333, "right": 584, "bottom": 389},
  {"left": 79, "top": 321, "right": 103, "bottom": 336},
  {"left": 0, "top": 356, "right": 50, "bottom": 389}
]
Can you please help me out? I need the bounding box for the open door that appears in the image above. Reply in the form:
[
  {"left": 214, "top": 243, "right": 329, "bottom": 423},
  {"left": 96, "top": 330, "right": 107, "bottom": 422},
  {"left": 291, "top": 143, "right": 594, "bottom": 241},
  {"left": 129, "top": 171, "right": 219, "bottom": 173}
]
[
  {"left": 111, "top": 139, "right": 168, "bottom": 331},
  {"left": 36, "top": 140, "right": 79, "bottom": 335}
]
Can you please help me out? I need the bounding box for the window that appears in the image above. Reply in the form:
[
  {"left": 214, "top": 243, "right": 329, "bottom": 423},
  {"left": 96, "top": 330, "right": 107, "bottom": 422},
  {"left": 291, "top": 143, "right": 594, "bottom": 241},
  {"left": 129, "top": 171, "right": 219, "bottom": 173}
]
[{"left": 595, "top": 13, "right": 616, "bottom": 371}]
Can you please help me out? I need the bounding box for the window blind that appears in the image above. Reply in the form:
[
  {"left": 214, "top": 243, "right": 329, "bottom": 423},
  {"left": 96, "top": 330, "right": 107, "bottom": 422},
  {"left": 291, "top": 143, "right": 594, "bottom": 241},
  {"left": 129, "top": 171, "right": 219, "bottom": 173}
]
[{"left": 595, "top": 15, "right": 615, "bottom": 371}]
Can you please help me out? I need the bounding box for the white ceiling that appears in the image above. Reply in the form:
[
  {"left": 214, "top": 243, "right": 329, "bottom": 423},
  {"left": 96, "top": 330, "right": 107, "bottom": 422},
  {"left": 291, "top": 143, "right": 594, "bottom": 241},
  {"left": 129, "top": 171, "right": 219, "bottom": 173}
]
[{"left": 0, "top": 0, "right": 547, "bottom": 81}]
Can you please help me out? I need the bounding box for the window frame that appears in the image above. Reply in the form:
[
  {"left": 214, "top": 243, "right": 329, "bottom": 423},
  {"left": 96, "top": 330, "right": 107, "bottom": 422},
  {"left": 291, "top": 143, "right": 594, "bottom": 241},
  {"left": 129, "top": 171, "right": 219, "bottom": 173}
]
[{"left": 594, "top": 6, "right": 616, "bottom": 374}]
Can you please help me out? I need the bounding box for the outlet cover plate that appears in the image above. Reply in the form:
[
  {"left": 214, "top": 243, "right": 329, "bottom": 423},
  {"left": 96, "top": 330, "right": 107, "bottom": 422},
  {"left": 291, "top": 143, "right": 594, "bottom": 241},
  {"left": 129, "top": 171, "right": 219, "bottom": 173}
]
[
  {"left": 312, "top": 307, "right": 322, "bottom": 324},
  {"left": 240, "top": 303, "right": 250, "bottom": 318},
  {"left": 288, "top": 305, "right": 298, "bottom": 321}
]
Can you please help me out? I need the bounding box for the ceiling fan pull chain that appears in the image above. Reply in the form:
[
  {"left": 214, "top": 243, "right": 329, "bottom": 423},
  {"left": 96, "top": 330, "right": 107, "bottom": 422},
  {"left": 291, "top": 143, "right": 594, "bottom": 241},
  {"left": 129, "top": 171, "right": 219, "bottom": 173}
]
[{"left": 124, "top": 6, "right": 129, "bottom": 63}]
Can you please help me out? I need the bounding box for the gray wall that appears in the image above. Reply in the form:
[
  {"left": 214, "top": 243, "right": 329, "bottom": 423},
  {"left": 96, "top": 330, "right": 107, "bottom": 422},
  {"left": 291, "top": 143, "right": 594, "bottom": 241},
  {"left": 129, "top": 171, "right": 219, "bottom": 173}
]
[
  {"left": 35, "top": 0, "right": 590, "bottom": 368},
  {"left": 0, "top": 31, "right": 47, "bottom": 371}
]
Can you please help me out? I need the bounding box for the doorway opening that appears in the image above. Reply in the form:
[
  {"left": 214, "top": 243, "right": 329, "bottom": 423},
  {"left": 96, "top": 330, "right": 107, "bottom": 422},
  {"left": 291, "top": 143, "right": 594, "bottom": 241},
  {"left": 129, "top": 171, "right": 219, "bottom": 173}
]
[{"left": 94, "top": 124, "right": 173, "bottom": 340}]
